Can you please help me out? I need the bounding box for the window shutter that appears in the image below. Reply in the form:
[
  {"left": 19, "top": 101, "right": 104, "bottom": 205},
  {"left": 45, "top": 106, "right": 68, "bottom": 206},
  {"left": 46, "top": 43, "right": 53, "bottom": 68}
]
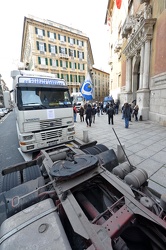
[
  {"left": 82, "top": 52, "right": 84, "bottom": 59},
  {"left": 54, "top": 33, "right": 56, "bottom": 39},
  {"left": 78, "top": 76, "right": 81, "bottom": 82},
  {"left": 55, "top": 46, "right": 57, "bottom": 53},
  {"left": 70, "top": 75, "right": 73, "bottom": 82},
  {"left": 64, "top": 36, "right": 66, "bottom": 42},
  {"left": 78, "top": 63, "right": 80, "bottom": 69},
  {"left": 74, "top": 50, "right": 76, "bottom": 57},
  {"left": 75, "top": 63, "right": 77, "bottom": 69},
  {"left": 56, "top": 60, "right": 59, "bottom": 66},
  {"left": 60, "top": 60, "right": 62, "bottom": 67},
  {"left": 59, "top": 46, "right": 61, "bottom": 53},
  {"left": 57, "top": 73, "right": 60, "bottom": 78},
  {"left": 66, "top": 61, "right": 68, "bottom": 68},
  {"left": 35, "top": 27, "right": 38, "bottom": 34},
  {"left": 36, "top": 41, "right": 39, "bottom": 50},
  {"left": 67, "top": 74, "right": 69, "bottom": 81},
  {"left": 69, "top": 62, "right": 71, "bottom": 68},
  {"left": 50, "top": 59, "right": 52, "bottom": 66},
  {"left": 43, "top": 30, "right": 45, "bottom": 36},
  {"left": 47, "top": 31, "right": 50, "bottom": 37},
  {"left": 45, "top": 58, "right": 48, "bottom": 65},
  {"left": 83, "top": 64, "right": 84, "bottom": 70},
  {"left": 44, "top": 43, "right": 47, "bottom": 52},
  {"left": 77, "top": 40, "right": 79, "bottom": 45},
  {"left": 38, "top": 57, "right": 41, "bottom": 64},
  {"left": 48, "top": 44, "right": 51, "bottom": 52},
  {"left": 82, "top": 41, "right": 84, "bottom": 46},
  {"left": 68, "top": 37, "right": 70, "bottom": 43},
  {"left": 58, "top": 34, "right": 60, "bottom": 40},
  {"left": 73, "top": 39, "right": 75, "bottom": 44},
  {"left": 69, "top": 49, "right": 71, "bottom": 56},
  {"left": 75, "top": 75, "right": 77, "bottom": 82},
  {"left": 65, "top": 48, "right": 67, "bottom": 54},
  {"left": 77, "top": 51, "right": 79, "bottom": 58}
]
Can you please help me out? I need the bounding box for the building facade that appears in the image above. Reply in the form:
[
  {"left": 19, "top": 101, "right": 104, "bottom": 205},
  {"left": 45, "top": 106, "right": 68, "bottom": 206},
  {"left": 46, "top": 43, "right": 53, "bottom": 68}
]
[
  {"left": 0, "top": 75, "right": 9, "bottom": 107},
  {"left": 106, "top": 0, "right": 166, "bottom": 124},
  {"left": 92, "top": 67, "right": 110, "bottom": 102},
  {"left": 20, "top": 15, "right": 94, "bottom": 94}
]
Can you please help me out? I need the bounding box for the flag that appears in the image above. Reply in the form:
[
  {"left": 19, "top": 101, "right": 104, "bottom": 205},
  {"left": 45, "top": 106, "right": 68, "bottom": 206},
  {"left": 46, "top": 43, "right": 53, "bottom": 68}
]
[
  {"left": 80, "top": 74, "right": 93, "bottom": 101},
  {"left": 116, "top": 0, "right": 122, "bottom": 9}
]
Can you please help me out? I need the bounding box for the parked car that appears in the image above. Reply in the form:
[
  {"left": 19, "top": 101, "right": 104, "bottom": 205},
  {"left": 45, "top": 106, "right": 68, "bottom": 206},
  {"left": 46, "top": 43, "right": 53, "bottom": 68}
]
[
  {"left": 2, "top": 107, "right": 8, "bottom": 114},
  {"left": 0, "top": 108, "right": 5, "bottom": 117}
]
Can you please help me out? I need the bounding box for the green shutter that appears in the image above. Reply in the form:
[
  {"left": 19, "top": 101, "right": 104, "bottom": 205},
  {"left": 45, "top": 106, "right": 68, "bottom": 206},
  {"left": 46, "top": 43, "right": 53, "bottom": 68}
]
[
  {"left": 48, "top": 44, "right": 51, "bottom": 52},
  {"left": 44, "top": 43, "right": 47, "bottom": 52},
  {"left": 56, "top": 60, "right": 59, "bottom": 66},
  {"left": 78, "top": 63, "right": 80, "bottom": 69},
  {"left": 55, "top": 46, "right": 57, "bottom": 53},
  {"left": 38, "top": 57, "right": 41, "bottom": 64},
  {"left": 78, "top": 76, "right": 81, "bottom": 82},
  {"left": 77, "top": 51, "right": 79, "bottom": 58},
  {"left": 61, "top": 74, "right": 64, "bottom": 79},
  {"left": 57, "top": 73, "right": 60, "bottom": 78},
  {"left": 69, "top": 62, "right": 71, "bottom": 68},
  {"left": 68, "top": 37, "right": 70, "bottom": 43},
  {"left": 82, "top": 52, "right": 84, "bottom": 59},
  {"left": 65, "top": 48, "right": 67, "bottom": 54},
  {"left": 83, "top": 64, "right": 84, "bottom": 70},
  {"left": 75, "top": 75, "right": 77, "bottom": 82},
  {"left": 45, "top": 58, "right": 48, "bottom": 65},
  {"left": 70, "top": 75, "right": 72, "bottom": 82},
  {"left": 58, "top": 34, "right": 60, "bottom": 40},
  {"left": 54, "top": 33, "right": 56, "bottom": 39},
  {"left": 66, "top": 61, "right": 68, "bottom": 68},
  {"left": 59, "top": 46, "right": 61, "bottom": 53},
  {"left": 47, "top": 31, "right": 50, "bottom": 37},
  {"left": 60, "top": 60, "right": 62, "bottom": 67},
  {"left": 43, "top": 30, "right": 45, "bottom": 36},
  {"left": 75, "top": 63, "right": 77, "bottom": 69},
  {"left": 35, "top": 27, "right": 38, "bottom": 34},
  {"left": 77, "top": 40, "right": 79, "bottom": 45},
  {"left": 74, "top": 50, "right": 76, "bottom": 57},
  {"left": 82, "top": 41, "right": 84, "bottom": 46},
  {"left": 73, "top": 39, "right": 75, "bottom": 44},
  {"left": 67, "top": 74, "right": 69, "bottom": 81},
  {"left": 50, "top": 59, "right": 52, "bottom": 66},
  {"left": 64, "top": 36, "right": 66, "bottom": 42},
  {"left": 36, "top": 41, "right": 39, "bottom": 50}
]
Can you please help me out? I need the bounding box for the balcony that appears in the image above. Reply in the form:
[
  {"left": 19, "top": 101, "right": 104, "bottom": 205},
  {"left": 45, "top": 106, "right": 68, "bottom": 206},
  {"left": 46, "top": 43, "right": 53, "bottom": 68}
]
[
  {"left": 48, "top": 38, "right": 55, "bottom": 42},
  {"left": 59, "top": 53, "right": 69, "bottom": 59},
  {"left": 39, "top": 65, "right": 48, "bottom": 70},
  {"left": 40, "top": 51, "right": 46, "bottom": 55},
  {"left": 36, "top": 34, "right": 44, "bottom": 40}
]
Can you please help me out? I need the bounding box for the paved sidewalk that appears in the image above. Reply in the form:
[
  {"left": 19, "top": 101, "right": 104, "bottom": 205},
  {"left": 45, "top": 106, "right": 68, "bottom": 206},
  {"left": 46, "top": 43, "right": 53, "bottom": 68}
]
[{"left": 74, "top": 112, "right": 166, "bottom": 195}]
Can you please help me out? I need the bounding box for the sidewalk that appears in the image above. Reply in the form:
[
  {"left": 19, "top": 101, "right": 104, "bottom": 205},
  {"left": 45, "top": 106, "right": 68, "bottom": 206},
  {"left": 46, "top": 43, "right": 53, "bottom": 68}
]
[{"left": 74, "top": 112, "right": 166, "bottom": 195}]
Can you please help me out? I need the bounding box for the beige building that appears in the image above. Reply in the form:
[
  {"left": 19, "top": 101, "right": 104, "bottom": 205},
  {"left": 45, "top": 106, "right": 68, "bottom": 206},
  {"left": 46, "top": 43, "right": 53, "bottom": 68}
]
[
  {"left": 0, "top": 75, "right": 9, "bottom": 107},
  {"left": 20, "top": 15, "right": 94, "bottom": 94},
  {"left": 92, "top": 67, "right": 110, "bottom": 102},
  {"left": 106, "top": 0, "right": 166, "bottom": 124}
]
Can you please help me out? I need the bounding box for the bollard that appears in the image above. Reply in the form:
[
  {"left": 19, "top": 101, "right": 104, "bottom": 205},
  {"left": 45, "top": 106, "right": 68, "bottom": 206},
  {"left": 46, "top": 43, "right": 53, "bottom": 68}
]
[
  {"left": 117, "top": 143, "right": 126, "bottom": 163},
  {"left": 83, "top": 130, "right": 89, "bottom": 143}
]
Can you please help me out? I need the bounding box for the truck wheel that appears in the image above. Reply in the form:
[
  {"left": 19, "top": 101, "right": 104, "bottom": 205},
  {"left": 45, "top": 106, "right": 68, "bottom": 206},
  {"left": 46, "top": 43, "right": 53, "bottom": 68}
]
[
  {"left": 23, "top": 165, "right": 41, "bottom": 182},
  {"left": 94, "top": 144, "right": 109, "bottom": 153},
  {"left": 1, "top": 171, "right": 21, "bottom": 192}
]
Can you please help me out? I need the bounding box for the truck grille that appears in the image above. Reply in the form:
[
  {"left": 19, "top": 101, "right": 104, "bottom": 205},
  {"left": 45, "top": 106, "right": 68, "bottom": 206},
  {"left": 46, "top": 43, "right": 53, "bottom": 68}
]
[
  {"left": 40, "top": 119, "right": 62, "bottom": 130},
  {"left": 41, "top": 129, "right": 63, "bottom": 140}
]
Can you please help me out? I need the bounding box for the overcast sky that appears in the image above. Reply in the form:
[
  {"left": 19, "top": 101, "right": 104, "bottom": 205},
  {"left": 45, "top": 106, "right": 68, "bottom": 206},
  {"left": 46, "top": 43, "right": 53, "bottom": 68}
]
[{"left": 0, "top": 0, "right": 109, "bottom": 89}]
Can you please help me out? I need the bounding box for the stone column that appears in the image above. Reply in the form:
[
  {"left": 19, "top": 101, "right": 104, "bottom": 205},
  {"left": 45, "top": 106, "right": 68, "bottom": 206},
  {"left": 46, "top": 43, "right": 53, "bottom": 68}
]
[
  {"left": 139, "top": 44, "right": 145, "bottom": 90},
  {"left": 143, "top": 40, "right": 151, "bottom": 89},
  {"left": 126, "top": 57, "right": 132, "bottom": 92}
]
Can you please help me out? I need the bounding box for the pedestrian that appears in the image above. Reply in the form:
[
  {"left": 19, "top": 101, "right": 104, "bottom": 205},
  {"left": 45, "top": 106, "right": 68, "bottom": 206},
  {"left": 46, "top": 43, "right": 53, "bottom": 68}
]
[
  {"left": 114, "top": 100, "right": 120, "bottom": 114},
  {"left": 85, "top": 104, "right": 92, "bottom": 127},
  {"left": 79, "top": 106, "right": 84, "bottom": 122},
  {"left": 100, "top": 102, "right": 104, "bottom": 115},
  {"left": 73, "top": 103, "right": 78, "bottom": 122},
  {"left": 105, "top": 103, "right": 109, "bottom": 114},
  {"left": 96, "top": 105, "right": 100, "bottom": 117},
  {"left": 133, "top": 104, "right": 139, "bottom": 121},
  {"left": 91, "top": 105, "right": 96, "bottom": 123},
  {"left": 123, "top": 102, "right": 131, "bottom": 128},
  {"left": 107, "top": 104, "right": 115, "bottom": 125},
  {"left": 129, "top": 103, "right": 133, "bottom": 122}
]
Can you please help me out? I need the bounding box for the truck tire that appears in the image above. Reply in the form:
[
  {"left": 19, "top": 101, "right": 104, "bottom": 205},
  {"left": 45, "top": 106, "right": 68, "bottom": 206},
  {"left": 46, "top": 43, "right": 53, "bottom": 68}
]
[
  {"left": 0, "top": 171, "right": 21, "bottom": 192},
  {"left": 23, "top": 165, "right": 41, "bottom": 182}
]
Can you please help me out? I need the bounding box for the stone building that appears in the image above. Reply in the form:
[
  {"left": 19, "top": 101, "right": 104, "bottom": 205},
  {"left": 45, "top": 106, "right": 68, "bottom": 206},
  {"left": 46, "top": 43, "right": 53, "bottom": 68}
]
[
  {"left": 20, "top": 15, "right": 94, "bottom": 95},
  {"left": 106, "top": 0, "right": 166, "bottom": 124}
]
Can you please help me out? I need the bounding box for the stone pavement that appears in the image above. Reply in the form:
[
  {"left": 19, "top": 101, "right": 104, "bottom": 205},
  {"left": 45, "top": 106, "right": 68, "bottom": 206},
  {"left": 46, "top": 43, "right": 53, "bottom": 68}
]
[{"left": 74, "top": 112, "right": 166, "bottom": 195}]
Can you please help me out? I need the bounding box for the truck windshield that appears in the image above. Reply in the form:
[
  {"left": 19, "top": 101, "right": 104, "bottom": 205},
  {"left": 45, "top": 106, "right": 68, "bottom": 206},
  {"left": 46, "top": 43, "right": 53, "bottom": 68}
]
[{"left": 17, "top": 87, "right": 72, "bottom": 110}]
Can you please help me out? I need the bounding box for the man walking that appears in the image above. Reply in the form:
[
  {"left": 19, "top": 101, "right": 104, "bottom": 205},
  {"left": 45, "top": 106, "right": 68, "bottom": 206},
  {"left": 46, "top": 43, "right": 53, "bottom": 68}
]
[
  {"left": 123, "top": 103, "right": 131, "bottom": 128},
  {"left": 107, "top": 104, "right": 115, "bottom": 125}
]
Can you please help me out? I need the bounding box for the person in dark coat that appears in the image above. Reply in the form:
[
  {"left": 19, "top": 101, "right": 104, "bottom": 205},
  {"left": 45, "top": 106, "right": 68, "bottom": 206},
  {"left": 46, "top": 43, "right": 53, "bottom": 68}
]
[
  {"left": 107, "top": 104, "right": 115, "bottom": 125},
  {"left": 79, "top": 106, "right": 84, "bottom": 122},
  {"left": 85, "top": 104, "right": 92, "bottom": 127},
  {"left": 123, "top": 103, "right": 131, "bottom": 128},
  {"left": 91, "top": 105, "right": 96, "bottom": 123}
]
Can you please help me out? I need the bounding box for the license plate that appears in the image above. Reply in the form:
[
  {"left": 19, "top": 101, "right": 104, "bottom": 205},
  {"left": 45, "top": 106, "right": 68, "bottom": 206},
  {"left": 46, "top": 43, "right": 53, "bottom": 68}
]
[{"left": 48, "top": 141, "right": 57, "bottom": 146}]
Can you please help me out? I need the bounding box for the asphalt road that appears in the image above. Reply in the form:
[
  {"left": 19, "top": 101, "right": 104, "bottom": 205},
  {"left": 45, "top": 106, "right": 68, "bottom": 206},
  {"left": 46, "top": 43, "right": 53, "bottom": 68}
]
[{"left": 0, "top": 111, "right": 24, "bottom": 171}]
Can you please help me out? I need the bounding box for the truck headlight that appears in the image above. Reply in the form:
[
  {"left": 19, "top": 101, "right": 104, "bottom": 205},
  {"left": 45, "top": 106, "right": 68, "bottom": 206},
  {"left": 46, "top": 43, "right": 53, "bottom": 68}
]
[{"left": 23, "top": 135, "right": 33, "bottom": 140}]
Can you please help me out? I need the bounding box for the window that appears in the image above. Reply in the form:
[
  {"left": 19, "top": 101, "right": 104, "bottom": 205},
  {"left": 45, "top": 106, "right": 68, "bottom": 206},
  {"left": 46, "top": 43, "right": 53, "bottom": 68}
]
[
  {"left": 77, "top": 40, "right": 84, "bottom": 46},
  {"left": 36, "top": 42, "right": 46, "bottom": 52},
  {"left": 48, "top": 31, "right": 56, "bottom": 39},
  {"left": 80, "top": 63, "right": 84, "bottom": 71},
  {"left": 58, "top": 34, "right": 66, "bottom": 42},
  {"left": 38, "top": 57, "right": 48, "bottom": 65},
  {"left": 70, "top": 62, "right": 76, "bottom": 70},
  {"left": 50, "top": 45, "right": 55, "bottom": 54},
  {"left": 35, "top": 28, "right": 45, "bottom": 36},
  {"left": 78, "top": 51, "right": 84, "bottom": 59},
  {"left": 69, "top": 49, "right": 74, "bottom": 57},
  {"left": 60, "top": 47, "right": 67, "bottom": 54},
  {"left": 68, "top": 37, "right": 75, "bottom": 45}
]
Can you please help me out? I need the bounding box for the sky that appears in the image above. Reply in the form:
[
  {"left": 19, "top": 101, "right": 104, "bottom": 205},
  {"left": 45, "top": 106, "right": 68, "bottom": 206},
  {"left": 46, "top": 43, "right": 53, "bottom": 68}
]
[{"left": 0, "top": 0, "right": 110, "bottom": 90}]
